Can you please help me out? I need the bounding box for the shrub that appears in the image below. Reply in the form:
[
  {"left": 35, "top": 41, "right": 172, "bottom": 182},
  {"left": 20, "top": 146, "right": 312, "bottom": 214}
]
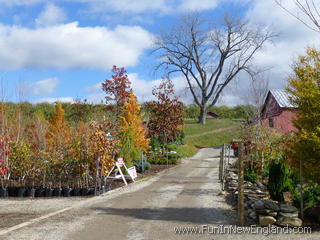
[
  {"left": 244, "top": 170, "right": 258, "bottom": 183},
  {"left": 133, "top": 160, "right": 151, "bottom": 173},
  {"left": 292, "top": 184, "right": 320, "bottom": 208},
  {"left": 148, "top": 156, "right": 178, "bottom": 165},
  {"left": 167, "top": 144, "right": 177, "bottom": 152},
  {"left": 268, "top": 158, "right": 293, "bottom": 202}
]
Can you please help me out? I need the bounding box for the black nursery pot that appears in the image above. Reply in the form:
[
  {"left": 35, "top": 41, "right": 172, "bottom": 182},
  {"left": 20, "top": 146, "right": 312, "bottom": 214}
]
[
  {"left": 88, "top": 187, "right": 95, "bottom": 196},
  {"left": 8, "top": 187, "right": 17, "bottom": 197},
  {"left": 53, "top": 188, "right": 62, "bottom": 197},
  {"left": 105, "top": 184, "right": 111, "bottom": 192},
  {"left": 72, "top": 188, "right": 81, "bottom": 196},
  {"left": 100, "top": 185, "right": 106, "bottom": 194},
  {"left": 26, "top": 188, "right": 35, "bottom": 198},
  {"left": 62, "top": 188, "right": 72, "bottom": 197},
  {"left": 45, "top": 188, "right": 53, "bottom": 197},
  {"left": 0, "top": 187, "right": 8, "bottom": 198},
  {"left": 17, "top": 187, "right": 26, "bottom": 197},
  {"left": 35, "top": 187, "right": 45, "bottom": 197},
  {"left": 80, "top": 188, "right": 90, "bottom": 196}
]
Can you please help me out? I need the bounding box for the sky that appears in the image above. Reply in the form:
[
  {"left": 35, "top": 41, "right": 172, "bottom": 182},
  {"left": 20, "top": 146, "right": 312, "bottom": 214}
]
[{"left": 0, "top": 0, "right": 318, "bottom": 106}]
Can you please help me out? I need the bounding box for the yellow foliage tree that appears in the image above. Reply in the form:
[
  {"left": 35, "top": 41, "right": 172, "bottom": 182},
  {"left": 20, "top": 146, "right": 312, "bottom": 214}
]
[
  {"left": 286, "top": 47, "right": 320, "bottom": 184},
  {"left": 46, "top": 103, "right": 71, "bottom": 185},
  {"left": 119, "top": 90, "right": 149, "bottom": 166}
]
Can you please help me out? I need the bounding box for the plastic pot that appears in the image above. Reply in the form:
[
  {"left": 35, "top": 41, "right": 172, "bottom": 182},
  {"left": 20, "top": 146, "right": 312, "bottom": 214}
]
[
  {"left": 8, "top": 187, "right": 17, "bottom": 197},
  {"left": 100, "top": 185, "right": 106, "bottom": 194},
  {"left": 80, "top": 188, "right": 90, "bottom": 196},
  {"left": 26, "top": 188, "right": 35, "bottom": 198},
  {"left": 17, "top": 187, "right": 26, "bottom": 197},
  {"left": 72, "top": 188, "right": 81, "bottom": 196},
  {"left": 62, "top": 188, "right": 72, "bottom": 197},
  {"left": 35, "top": 187, "right": 45, "bottom": 197},
  {"left": 105, "top": 184, "right": 111, "bottom": 192},
  {"left": 45, "top": 188, "right": 53, "bottom": 197},
  {"left": 53, "top": 188, "right": 62, "bottom": 197},
  {"left": 0, "top": 187, "right": 7, "bottom": 198},
  {"left": 88, "top": 188, "right": 95, "bottom": 196}
]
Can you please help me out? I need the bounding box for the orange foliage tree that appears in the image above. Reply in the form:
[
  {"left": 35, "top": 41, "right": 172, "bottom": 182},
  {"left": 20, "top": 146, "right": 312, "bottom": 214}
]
[{"left": 90, "top": 120, "right": 119, "bottom": 189}]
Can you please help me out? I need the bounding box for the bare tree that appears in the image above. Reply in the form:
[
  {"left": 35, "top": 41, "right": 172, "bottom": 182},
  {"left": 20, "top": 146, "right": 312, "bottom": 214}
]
[
  {"left": 246, "top": 73, "right": 269, "bottom": 124},
  {"left": 274, "top": 0, "right": 320, "bottom": 32},
  {"left": 153, "top": 15, "right": 273, "bottom": 124}
]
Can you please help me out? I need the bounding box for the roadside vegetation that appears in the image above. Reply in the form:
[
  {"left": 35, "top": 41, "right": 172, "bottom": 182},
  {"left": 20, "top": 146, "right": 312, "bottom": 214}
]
[{"left": 177, "top": 119, "right": 242, "bottom": 158}]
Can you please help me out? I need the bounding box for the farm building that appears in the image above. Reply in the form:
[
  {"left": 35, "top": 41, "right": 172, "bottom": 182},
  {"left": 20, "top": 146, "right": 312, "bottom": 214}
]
[
  {"left": 261, "top": 89, "right": 297, "bottom": 134},
  {"left": 206, "top": 111, "right": 219, "bottom": 119}
]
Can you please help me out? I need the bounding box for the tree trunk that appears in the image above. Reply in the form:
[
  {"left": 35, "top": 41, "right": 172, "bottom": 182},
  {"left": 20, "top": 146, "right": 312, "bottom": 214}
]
[{"left": 198, "top": 106, "right": 207, "bottom": 124}]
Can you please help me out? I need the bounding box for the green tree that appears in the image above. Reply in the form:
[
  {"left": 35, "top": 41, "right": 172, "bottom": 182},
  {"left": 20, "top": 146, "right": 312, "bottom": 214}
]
[{"left": 286, "top": 47, "right": 320, "bottom": 184}]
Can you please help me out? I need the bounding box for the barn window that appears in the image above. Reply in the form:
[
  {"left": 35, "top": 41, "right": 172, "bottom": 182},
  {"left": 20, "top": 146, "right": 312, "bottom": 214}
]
[{"left": 269, "top": 118, "right": 274, "bottom": 128}]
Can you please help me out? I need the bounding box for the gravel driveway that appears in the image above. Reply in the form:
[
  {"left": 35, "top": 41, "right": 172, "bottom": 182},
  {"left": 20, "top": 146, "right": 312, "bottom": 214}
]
[{"left": 1, "top": 148, "right": 319, "bottom": 240}]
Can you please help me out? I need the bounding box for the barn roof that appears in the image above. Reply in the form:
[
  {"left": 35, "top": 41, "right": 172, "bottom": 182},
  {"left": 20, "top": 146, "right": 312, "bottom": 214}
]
[{"left": 268, "top": 89, "right": 297, "bottom": 108}]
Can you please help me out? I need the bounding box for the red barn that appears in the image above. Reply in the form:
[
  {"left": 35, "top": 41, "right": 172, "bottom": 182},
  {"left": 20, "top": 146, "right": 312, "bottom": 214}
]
[
  {"left": 206, "top": 111, "right": 219, "bottom": 119},
  {"left": 261, "top": 89, "right": 297, "bottom": 134}
]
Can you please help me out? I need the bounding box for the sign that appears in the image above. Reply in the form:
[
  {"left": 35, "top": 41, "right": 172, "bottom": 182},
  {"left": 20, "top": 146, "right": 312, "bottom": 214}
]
[
  {"left": 128, "top": 166, "right": 137, "bottom": 180},
  {"left": 117, "top": 158, "right": 124, "bottom": 167},
  {"left": 106, "top": 157, "right": 135, "bottom": 185}
]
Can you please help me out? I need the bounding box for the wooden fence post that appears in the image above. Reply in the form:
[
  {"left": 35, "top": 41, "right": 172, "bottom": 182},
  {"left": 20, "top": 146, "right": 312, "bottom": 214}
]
[
  {"left": 222, "top": 144, "right": 226, "bottom": 189},
  {"left": 219, "top": 146, "right": 224, "bottom": 182},
  {"left": 238, "top": 143, "right": 245, "bottom": 226},
  {"left": 228, "top": 145, "right": 231, "bottom": 166}
]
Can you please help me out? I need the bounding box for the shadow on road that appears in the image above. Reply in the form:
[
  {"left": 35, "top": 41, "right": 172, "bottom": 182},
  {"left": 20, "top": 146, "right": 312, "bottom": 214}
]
[{"left": 90, "top": 207, "right": 237, "bottom": 225}]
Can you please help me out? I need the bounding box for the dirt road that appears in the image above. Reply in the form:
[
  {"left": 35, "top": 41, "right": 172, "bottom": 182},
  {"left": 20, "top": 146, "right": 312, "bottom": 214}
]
[{"left": 3, "top": 148, "right": 319, "bottom": 240}]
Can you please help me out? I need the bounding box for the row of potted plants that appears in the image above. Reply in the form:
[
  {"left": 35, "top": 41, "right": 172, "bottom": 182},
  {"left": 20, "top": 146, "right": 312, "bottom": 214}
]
[{"left": 0, "top": 184, "right": 111, "bottom": 198}]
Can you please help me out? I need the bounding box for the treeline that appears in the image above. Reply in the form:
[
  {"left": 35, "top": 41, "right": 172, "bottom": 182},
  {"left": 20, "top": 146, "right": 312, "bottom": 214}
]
[
  {"left": 2, "top": 102, "right": 257, "bottom": 126},
  {"left": 184, "top": 104, "right": 257, "bottom": 121},
  {"left": 2, "top": 101, "right": 111, "bottom": 126}
]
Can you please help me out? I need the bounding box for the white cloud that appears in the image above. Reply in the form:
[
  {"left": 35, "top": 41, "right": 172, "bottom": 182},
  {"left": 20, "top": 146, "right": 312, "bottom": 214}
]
[
  {"left": 35, "top": 97, "right": 74, "bottom": 103},
  {"left": 0, "top": 0, "right": 43, "bottom": 7},
  {"left": 213, "top": 0, "right": 320, "bottom": 107},
  {"left": 245, "top": 0, "right": 319, "bottom": 88},
  {"left": 29, "top": 77, "right": 59, "bottom": 95},
  {"left": 0, "top": 22, "right": 153, "bottom": 71},
  {"left": 35, "top": 3, "right": 66, "bottom": 27},
  {"left": 84, "top": 82, "right": 101, "bottom": 92},
  {"left": 179, "top": 0, "right": 219, "bottom": 12},
  {"left": 0, "top": 0, "right": 222, "bottom": 14},
  {"left": 84, "top": 0, "right": 222, "bottom": 14}
]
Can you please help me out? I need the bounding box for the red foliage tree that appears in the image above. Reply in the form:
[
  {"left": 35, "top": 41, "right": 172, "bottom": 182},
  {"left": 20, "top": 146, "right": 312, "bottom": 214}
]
[
  {"left": 102, "top": 66, "right": 131, "bottom": 116},
  {"left": 147, "top": 79, "right": 184, "bottom": 146}
]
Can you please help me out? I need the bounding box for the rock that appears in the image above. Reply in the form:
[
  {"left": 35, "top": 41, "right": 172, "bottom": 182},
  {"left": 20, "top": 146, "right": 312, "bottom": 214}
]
[
  {"left": 229, "top": 173, "right": 238, "bottom": 180},
  {"left": 254, "top": 200, "right": 264, "bottom": 210},
  {"left": 249, "top": 212, "right": 257, "bottom": 220},
  {"left": 279, "top": 211, "right": 299, "bottom": 218},
  {"left": 259, "top": 216, "right": 277, "bottom": 226},
  {"left": 256, "top": 209, "right": 268, "bottom": 215},
  {"left": 277, "top": 217, "right": 302, "bottom": 227},
  {"left": 268, "top": 212, "right": 278, "bottom": 217},
  {"left": 264, "top": 200, "right": 279, "bottom": 212},
  {"left": 280, "top": 204, "right": 298, "bottom": 213},
  {"left": 256, "top": 182, "right": 264, "bottom": 188},
  {"left": 283, "top": 191, "right": 293, "bottom": 204},
  {"left": 304, "top": 207, "right": 320, "bottom": 224},
  {"left": 218, "top": 191, "right": 227, "bottom": 196}
]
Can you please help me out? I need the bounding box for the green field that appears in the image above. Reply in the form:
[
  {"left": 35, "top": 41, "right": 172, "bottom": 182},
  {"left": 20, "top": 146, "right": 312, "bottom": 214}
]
[{"left": 177, "top": 119, "right": 242, "bottom": 157}]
